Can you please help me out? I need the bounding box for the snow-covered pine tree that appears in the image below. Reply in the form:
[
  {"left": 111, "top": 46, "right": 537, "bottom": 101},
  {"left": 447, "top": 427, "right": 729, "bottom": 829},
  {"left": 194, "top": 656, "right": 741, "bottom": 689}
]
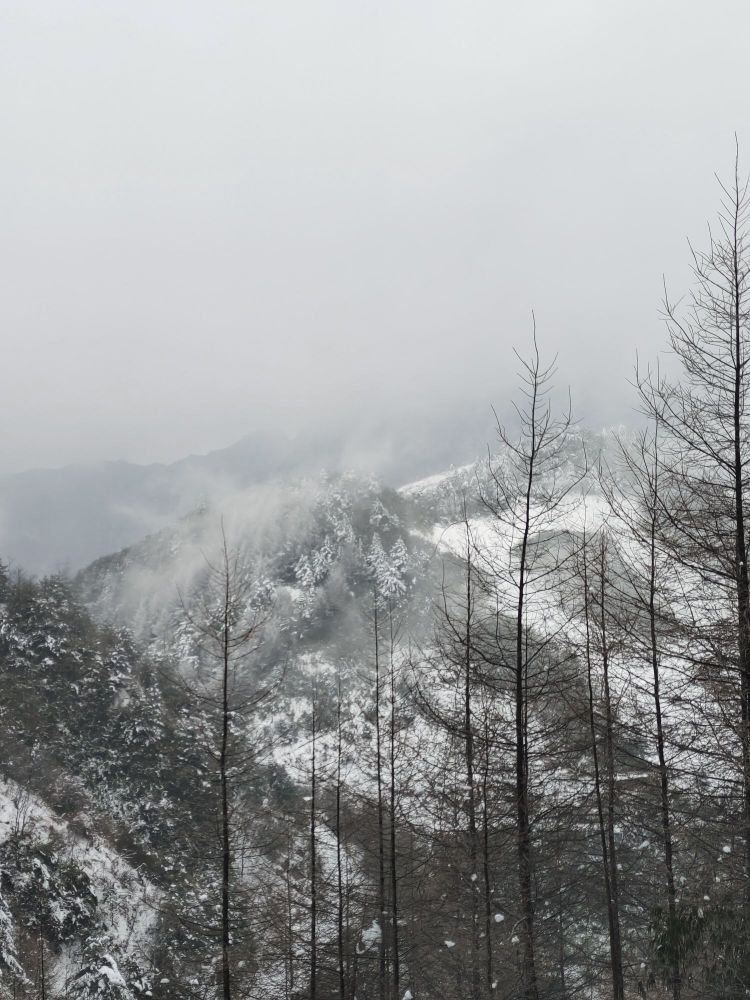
[{"left": 70, "top": 954, "right": 135, "bottom": 1000}]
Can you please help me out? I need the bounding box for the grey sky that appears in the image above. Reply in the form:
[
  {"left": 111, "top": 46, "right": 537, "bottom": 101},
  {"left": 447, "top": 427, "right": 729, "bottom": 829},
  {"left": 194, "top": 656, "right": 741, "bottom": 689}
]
[{"left": 2, "top": 0, "right": 748, "bottom": 474}]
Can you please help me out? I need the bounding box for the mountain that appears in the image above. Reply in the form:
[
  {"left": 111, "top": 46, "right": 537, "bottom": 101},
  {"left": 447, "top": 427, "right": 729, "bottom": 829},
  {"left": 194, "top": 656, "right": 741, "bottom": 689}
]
[
  {"left": 0, "top": 412, "right": 495, "bottom": 576},
  {"left": 0, "top": 470, "right": 453, "bottom": 998},
  {"left": 1, "top": 427, "right": 716, "bottom": 1000},
  {"left": 0, "top": 430, "right": 331, "bottom": 577}
]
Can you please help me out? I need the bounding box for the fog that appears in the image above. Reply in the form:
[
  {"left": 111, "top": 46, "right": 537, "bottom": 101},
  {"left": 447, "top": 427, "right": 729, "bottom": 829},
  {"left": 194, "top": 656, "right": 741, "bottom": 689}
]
[{"left": 2, "top": 1, "right": 749, "bottom": 474}]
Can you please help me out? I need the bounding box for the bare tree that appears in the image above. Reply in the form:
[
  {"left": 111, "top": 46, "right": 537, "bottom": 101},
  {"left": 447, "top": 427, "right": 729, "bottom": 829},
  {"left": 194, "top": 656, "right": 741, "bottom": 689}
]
[
  {"left": 479, "top": 334, "right": 584, "bottom": 1000},
  {"left": 411, "top": 517, "right": 484, "bottom": 1000},
  {"left": 310, "top": 678, "right": 318, "bottom": 1000},
  {"left": 579, "top": 525, "right": 624, "bottom": 1000},
  {"left": 180, "top": 524, "right": 273, "bottom": 1000},
  {"left": 609, "top": 421, "right": 682, "bottom": 1000},
  {"left": 387, "top": 600, "right": 402, "bottom": 1000},
  {"left": 335, "top": 669, "right": 347, "bottom": 1000},
  {"left": 637, "top": 148, "right": 750, "bottom": 919},
  {"left": 373, "top": 592, "right": 388, "bottom": 1000}
]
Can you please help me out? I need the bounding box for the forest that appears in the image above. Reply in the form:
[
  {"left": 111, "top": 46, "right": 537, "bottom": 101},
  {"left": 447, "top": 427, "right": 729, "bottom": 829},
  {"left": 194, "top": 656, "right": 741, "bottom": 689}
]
[{"left": 2, "top": 167, "right": 750, "bottom": 1000}]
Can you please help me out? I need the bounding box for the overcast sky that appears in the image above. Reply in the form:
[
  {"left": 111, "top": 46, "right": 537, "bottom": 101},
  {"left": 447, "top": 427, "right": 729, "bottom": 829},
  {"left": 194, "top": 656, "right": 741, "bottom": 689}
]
[{"left": 2, "top": 0, "right": 749, "bottom": 474}]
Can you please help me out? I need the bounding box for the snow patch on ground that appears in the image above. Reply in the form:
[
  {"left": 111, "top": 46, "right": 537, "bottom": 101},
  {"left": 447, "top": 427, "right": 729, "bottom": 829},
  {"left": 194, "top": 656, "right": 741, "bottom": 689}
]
[{"left": 399, "top": 465, "right": 475, "bottom": 497}]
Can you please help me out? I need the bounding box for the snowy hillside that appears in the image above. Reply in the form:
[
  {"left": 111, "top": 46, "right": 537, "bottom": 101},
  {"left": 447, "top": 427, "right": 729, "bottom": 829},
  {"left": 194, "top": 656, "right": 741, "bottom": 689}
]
[
  {"left": 0, "top": 778, "right": 156, "bottom": 998},
  {"left": 1, "top": 425, "right": 740, "bottom": 1000}
]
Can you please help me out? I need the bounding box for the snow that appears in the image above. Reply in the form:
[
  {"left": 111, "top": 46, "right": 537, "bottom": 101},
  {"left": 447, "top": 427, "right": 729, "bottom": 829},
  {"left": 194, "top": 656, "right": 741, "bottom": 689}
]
[
  {"left": 99, "top": 957, "right": 127, "bottom": 986},
  {"left": 0, "top": 777, "right": 158, "bottom": 988},
  {"left": 358, "top": 919, "right": 381, "bottom": 953},
  {"left": 399, "top": 465, "right": 474, "bottom": 497}
]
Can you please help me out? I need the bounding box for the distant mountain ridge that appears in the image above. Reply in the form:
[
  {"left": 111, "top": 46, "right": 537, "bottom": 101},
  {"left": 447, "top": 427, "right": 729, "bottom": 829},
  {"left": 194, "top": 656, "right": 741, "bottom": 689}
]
[
  {"left": 0, "top": 430, "right": 306, "bottom": 575},
  {"left": 0, "top": 417, "right": 492, "bottom": 575}
]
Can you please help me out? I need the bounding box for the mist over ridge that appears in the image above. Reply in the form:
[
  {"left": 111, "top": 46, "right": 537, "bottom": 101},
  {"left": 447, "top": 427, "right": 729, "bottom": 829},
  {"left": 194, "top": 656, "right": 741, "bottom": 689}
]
[{"left": 0, "top": 401, "right": 506, "bottom": 575}]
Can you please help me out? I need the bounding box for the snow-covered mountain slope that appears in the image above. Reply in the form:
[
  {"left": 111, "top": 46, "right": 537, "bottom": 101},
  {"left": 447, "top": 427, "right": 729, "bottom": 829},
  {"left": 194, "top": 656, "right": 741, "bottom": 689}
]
[
  {"left": 3, "top": 427, "right": 688, "bottom": 1000},
  {"left": 75, "top": 431, "right": 615, "bottom": 720},
  {"left": 0, "top": 409, "right": 494, "bottom": 576},
  {"left": 0, "top": 778, "right": 156, "bottom": 998},
  {"left": 76, "top": 472, "right": 436, "bottom": 644}
]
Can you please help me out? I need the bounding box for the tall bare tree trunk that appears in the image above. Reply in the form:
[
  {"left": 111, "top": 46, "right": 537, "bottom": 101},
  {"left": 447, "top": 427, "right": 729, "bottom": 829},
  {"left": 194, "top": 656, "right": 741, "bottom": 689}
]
[
  {"left": 310, "top": 682, "right": 318, "bottom": 1000},
  {"left": 730, "top": 173, "right": 750, "bottom": 910},
  {"left": 646, "top": 431, "right": 681, "bottom": 1000},
  {"left": 582, "top": 531, "right": 623, "bottom": 1000},
  {"left": 515, "top": 442, "right": 539, "bottom": 1000},
  {"left": 597, "top": 535, "right": 625, "bottom": 1000},
  {"left": 388, "top": 602, "right": 401, "bottom": 1000},
  {"left": 480, "top": 337, "right": 582, "bottom": 1000},
  {"left": 285, "top": 847, "right": 295, "bottom": 1000},
  {"left": 481, "top": 717, "right": 494, "bottom": 997},
  {"left": 637, "top": 151, "right": 750, "bottom": 926},
  {"left": 374, "top": 594, "right": 388, "bottom": 1000},
  {"left": 336, "top": 672, "right": 347, "bottom": 1000},
  {"left": 220, "top": 566, "right": 232, "bottom": 1000},
  {"left": 556, "top": 841, "right": 566, "bottom": 1000},
  {"left": 462, "top": 547, "right": 482, "bottom": 1000},
  {"left": 39, "top": 926, "right": 46, "bottom": 1000}
]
